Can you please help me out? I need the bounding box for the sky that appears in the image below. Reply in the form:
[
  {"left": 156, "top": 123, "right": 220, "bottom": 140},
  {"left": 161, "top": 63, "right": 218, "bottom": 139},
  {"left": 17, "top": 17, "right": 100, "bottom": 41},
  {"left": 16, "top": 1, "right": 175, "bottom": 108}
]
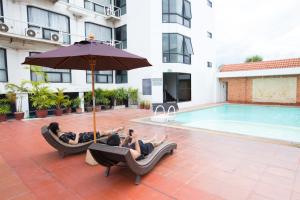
[{"left": 215, "top": 0, "right": 300, "bottom": 66}]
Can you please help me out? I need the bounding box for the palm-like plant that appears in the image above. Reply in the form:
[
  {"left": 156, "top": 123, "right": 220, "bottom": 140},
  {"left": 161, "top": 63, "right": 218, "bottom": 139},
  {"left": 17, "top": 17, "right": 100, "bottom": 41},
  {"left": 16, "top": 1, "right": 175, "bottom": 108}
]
[
  {"left": 245, "top": 55, "right": 263, "bottom": 63},
  {"left": 5, "top": 81, "right": 29, "bottom": 113},
  {"left": 29, "top": 82, "right": 54, "bottom": 110},
  {"left": 53, "top": 88, "right": 68, "bottom": 109}
]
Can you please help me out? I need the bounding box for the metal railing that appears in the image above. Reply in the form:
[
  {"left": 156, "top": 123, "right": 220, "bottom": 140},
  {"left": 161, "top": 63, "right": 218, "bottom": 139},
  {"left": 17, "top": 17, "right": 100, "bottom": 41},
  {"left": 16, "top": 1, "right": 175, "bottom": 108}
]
[{"left": 0, "top": 16, "right": 124, "bottom": 48}]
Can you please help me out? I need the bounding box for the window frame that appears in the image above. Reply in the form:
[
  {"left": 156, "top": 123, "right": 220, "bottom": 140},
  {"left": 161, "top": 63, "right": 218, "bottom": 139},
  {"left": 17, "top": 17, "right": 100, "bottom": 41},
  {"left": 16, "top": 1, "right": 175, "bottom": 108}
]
[
  {"left": 86, "top": 70, "right": 113, "bottom": 84},
  {"left": 207, "top": 61, "right": 213, "bottom": 68},
  {"left": 115, "top": 25, "right": 127, "bottom": 49},
  {"left": 207, "top": 0, "right": 213, "bottom": 8},
  {"left": 84, "top": 21, "right": 112, "bottom": 42},
  {"left": 0, "top": 0, "right": 4, "bottom": 23},
  {"left": 142, "top": 79, "right": 152, "bottom": 95},
  {"left": 115, "top": 70, "right": 128, "bottom": 84},
  {"left": 0, "top": 48, "right": 8, "bottom": 82},
  {"left": 26, "top": 6, "right": 71, "bottom": 44},
  {"left": 114, "top": 0, "right": 126, "bottom": 15},
  {"left": 84, "top": 0, "right": 112, "bottom": 15},
  {"left": 29, "top": 52, "right": 72, "bottom": 83},
  {"left": 207, "top": 31, "right": 213, "bottom": 39},
  {"left": 162, "top": 33, "right": 193, "bottom": 65},
  {"left": 162, "top": 0, "right": 192, "bottom": 28}
]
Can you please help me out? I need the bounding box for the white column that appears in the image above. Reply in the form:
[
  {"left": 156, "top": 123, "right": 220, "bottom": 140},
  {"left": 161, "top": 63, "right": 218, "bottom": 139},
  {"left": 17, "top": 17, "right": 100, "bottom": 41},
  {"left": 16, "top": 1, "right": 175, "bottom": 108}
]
[
  {"left": 79, "top": 92, "right": 85, "bottom": 112},
  {"left": 17, "top": 93, "right": 30, "bottom": 118}
]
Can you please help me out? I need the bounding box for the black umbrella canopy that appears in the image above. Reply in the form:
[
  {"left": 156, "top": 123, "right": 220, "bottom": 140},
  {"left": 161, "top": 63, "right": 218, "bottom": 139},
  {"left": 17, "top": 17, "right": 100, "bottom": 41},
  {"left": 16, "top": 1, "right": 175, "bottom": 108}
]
[{"left": 23, "top": 40, "right": 152, "bottom": 70}]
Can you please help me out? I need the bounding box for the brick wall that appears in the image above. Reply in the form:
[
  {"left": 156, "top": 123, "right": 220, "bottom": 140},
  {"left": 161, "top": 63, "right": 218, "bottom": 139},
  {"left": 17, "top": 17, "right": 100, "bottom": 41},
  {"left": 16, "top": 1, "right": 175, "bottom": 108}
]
[{"left": 222, "top": 76, "right": 300, "bottom": 105}]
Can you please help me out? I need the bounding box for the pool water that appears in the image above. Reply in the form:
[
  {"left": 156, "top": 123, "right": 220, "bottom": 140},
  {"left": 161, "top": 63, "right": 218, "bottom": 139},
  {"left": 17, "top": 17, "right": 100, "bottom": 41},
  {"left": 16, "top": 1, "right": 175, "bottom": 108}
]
[{"left": 174, "top": 104, "right": 300, "bottom": 143}]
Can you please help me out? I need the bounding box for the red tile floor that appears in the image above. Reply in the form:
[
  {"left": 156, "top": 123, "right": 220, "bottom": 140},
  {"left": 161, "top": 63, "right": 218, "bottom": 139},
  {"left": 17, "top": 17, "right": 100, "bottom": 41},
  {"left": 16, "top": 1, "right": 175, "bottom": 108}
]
[{"left": 0, "top": 109, "right": 300, "bottom": 200}]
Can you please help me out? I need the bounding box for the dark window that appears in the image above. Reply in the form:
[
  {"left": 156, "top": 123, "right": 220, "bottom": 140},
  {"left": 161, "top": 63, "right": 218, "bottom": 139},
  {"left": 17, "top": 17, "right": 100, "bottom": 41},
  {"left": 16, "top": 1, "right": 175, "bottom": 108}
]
[
  {"left": 162, "top": 0, "right": 192, "bottom": 28},
  {"left": 115, "top": 0, "right": 126, "bottom": 15},
  {"left": 207, "top": 31, "right": 212, "bottom": 38},
  {"left": 30, "top": 52, "right": 71, "bottom": 83},
  {"left": 142, "top": 79, "right": 152, "bottom": 95},
  {"left": 207, "top": 0, "right": 212, "bottom": 7},
  {"left": 27, "top": 6, "right": 70, "bottom": 44},
  {"left": 85, "top": 22, "right": 112, "bottom": 42},
  {"left": 0, "top": 48, "right": 7, "bottom": 82},
  {"left": 207, "top": 61, "right": 212, "bottom": 68},
  {"left": 86, "top": 70, "right": 113, "bottom": 83},
  {"left": 84, "top": 0, "right": 111, "bottom": 15},
  {"left": 0, "top": 0, "right": 3, "bottom": 23},
  {"left": 162, "top": 33, "right": 193, "bottom": 64},
  {"left": 115, "top": 25, "right": 127, "bottom": 49},
  {"left": 178, "top": 74, "right": 191, "bottom": 102},
  {"left": 116, "top": 70, "right": 127, "bottom": 84}
]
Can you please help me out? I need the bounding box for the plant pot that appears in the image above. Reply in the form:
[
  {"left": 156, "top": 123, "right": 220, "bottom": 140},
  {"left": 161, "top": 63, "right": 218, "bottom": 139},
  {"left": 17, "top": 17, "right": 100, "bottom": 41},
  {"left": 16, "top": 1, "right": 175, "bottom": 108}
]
[
  {"left": 0, "top": 114, "right": 7, "bottom": 122},
  {"left": 14, "top": 112, "right": 24, "bottom": 120},
  {"left": 36, "top": 110, "right": 48, "bottom": 118},
  {"left": 55, "top": 109, "right": 63, "bottom": 116},
  {"left": 95, "top": 106, "right": 101, "bottom": 112},
  {"left": 113, "top": 105, "right": 126, "bottom": 110},
  {"left": 65, "top": 108, "right": 72, "bottom": 114},
  {"left": 76, "top": 108, "right": 82, "bottom": 113},
  {"left": 140, "top": 104, "right": 145, "bottom": 109},
  {"left": 86, "top": 106, "right": 93, "bottom": 112}
]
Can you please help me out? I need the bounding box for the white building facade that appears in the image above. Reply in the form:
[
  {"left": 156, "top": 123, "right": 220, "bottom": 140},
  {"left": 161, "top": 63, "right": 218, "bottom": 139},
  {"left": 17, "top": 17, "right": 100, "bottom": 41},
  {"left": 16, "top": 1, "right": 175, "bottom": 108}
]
[{"left": 0, "top": 0, "right": 217, "bottom": 118}]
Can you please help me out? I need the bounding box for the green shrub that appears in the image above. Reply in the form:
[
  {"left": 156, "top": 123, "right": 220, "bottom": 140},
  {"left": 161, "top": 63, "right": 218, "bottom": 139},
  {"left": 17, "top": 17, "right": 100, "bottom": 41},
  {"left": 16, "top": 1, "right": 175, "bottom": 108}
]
[
  {"left": 29, "top": 82, "right": 55, "bottom": 110},
  {"left": 0, "top": 98, "right": 11, "bottom": 115},
  {"left": 53, "top": 88, "right": 69, "bottom": 109},
  {"left": 84, "top": 91, "right": 92, "bottom": 106},
  {"left": 72, "top": 97, "right": 82, "bottom": 108},
  {"left": 115, "top": 88, "right": 128, "bottom": 105},
  {"left": 128, "top": 88, "right": 138, "bottom": 105}
]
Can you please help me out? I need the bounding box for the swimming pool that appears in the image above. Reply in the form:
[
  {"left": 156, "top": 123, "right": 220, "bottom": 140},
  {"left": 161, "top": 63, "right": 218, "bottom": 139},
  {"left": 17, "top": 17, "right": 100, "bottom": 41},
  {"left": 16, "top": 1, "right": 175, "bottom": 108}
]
[{"left": 174, "top": 104, "right": 300, "bottom": 144}]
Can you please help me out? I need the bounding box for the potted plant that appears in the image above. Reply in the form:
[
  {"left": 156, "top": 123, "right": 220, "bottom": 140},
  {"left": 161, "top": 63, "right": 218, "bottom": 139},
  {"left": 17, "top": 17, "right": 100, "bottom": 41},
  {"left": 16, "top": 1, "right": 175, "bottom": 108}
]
[
  {"left": 53, "top": 89, "right": 68, "bottom": 116},
  {"left": 84, "top": 91, "right": 93, "bottom": 112},
  {"left": 144, "top": 101, "right": 151, "bottom": 109},
  {"left": 102, "top": 89, "right": 113, "bottom": 109},
  {"left": 72, "top": 97, "right": 82, "bottom": 113},
  {"left": 139, "top": 100, "right": 145, "bottom": 109},
  {"left": 128, "top": 88, "right": 138, "bottom": 108},
  {"left": 5, "top": 81, "right": 29, "bottom": 120},
  {"left": 113, "top": 88, "right": 128, "bottom": 109},
  {"left": 0, "top": 99, "right": 11, "bottom": 122},
  {"left": 95, "top": 88, "right": 103, "bottom": 112},
  {"left": 29, "top": 82, "right": 54, "bottom": 118},
  {"left": 63, "top": 97, "right": 72, "bottom": 114}
]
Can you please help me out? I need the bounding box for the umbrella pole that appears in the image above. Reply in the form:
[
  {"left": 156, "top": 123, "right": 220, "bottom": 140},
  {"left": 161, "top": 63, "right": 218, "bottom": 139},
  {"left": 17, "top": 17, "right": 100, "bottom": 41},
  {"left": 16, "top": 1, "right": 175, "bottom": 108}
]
[{"left": 90, "top": 60, "right": 97, "bottom": 143}]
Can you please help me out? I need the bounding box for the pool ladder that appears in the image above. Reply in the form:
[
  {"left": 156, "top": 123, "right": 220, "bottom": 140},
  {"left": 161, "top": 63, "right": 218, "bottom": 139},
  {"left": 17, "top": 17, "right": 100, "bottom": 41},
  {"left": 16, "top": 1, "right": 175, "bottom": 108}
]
[{"left": 151, "top": 105, "right": 176, "bottom": 123}]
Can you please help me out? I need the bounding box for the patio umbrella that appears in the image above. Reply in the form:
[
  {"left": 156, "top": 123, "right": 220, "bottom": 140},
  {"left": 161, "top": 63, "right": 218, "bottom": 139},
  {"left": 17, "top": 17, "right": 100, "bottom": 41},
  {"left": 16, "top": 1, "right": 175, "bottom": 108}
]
[{"left": 23, "top": 39, "right": 151, "bottom": 143}]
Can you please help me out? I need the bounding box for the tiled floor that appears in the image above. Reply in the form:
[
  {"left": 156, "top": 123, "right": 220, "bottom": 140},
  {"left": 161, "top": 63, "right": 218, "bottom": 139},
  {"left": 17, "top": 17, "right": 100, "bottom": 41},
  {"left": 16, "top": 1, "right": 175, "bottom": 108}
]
[{"left": 0, "top": 109, "right": 300, "bottom": 200}]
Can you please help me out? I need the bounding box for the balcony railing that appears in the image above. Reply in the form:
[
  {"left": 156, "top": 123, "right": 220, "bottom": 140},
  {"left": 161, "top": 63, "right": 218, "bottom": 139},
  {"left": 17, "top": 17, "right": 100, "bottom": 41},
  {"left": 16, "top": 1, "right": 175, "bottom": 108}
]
[
  {"left": 0, "top": 16, "right": 124, "bottom": 48},
  {"left": 84, "top": 0, "right": 121, "bottom": 19}
]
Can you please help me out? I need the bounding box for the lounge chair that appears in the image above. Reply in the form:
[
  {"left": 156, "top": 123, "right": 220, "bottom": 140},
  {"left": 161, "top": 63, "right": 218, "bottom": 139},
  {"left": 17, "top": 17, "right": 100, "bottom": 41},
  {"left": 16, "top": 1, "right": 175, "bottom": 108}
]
[
  {"left": 41, "top": 126, "right": 107, "bottom": 158},
  {"left": 88, "top": 141, "right": 177, "bottom": 184}
]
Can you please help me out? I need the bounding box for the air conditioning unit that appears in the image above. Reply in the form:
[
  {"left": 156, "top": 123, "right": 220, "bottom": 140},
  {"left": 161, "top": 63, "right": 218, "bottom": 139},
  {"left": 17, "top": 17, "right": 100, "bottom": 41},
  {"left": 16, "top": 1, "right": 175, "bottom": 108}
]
[
  {"left": 0, "top": 23, "right": 9, "bottom": 33},
  {"left": 50, "top": 33, "right": 60, "bottom": 42},
  {"left": 25, "top": 28, "right": 38, "bottom": 37}
]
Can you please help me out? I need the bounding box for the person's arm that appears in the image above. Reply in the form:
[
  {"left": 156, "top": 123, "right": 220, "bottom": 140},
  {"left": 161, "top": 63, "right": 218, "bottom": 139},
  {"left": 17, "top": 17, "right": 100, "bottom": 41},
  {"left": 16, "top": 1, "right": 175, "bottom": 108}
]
[
  {"left": 101, "top": 126, "right": 125, "bottom": 136},
  {"left": 129, "top": 133, "right": 141, "bottom": 160},
  {"left": 68, "top": 133, "right": 80, "bottom": 145}
]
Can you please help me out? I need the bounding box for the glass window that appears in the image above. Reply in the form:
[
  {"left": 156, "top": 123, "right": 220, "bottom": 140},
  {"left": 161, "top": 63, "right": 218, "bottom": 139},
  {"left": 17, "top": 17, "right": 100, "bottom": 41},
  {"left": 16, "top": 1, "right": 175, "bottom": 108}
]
[
  {"left": 115, "top": 25, "right": 127, "bottom": 49},
  {"left": 0, "top": 0, "right": 3, "bottom": 23},
  {"left": 0, "top": 48, "right": 7, "bottom": 82},
  {"left": 86, "top": 70, "right": 113, "bottom": 83},
  {"left": 115, "top": 70, "right": 127, "bottom": 84},
  {"left": 84, "top": 0, "right": 111, "bottom": 15},
  {"left": 178, "top": 73, "right": 191, "bottom": 102},
  {"left": 27, "top": 6, "right": 70, "bottom": 44},
  {"left": 207, "top": 0, "right": 212, "bottom": 7},
  {"left": 30, "top": 52, "right": 71, "bottom": 83},
  {"left": 162, "top": 0, "right": 192, "bottom": 28},
  {"left": 142, "top": 79, "right": 152, "bottom": 95},
  {"left": 207, "top": 61, "right": 212, "bottom": 68},
  {"left": 162, "top": 33, "right": 193, "bottom": 64},
  {"left": 115, "top": 0, "right": 126, "bottom": 15},
  {"left": 85, "top": 22, "right": 112, "bottom": 42},
  {"left": 207, "top": 31, "right": 212, "bottom": 38}
]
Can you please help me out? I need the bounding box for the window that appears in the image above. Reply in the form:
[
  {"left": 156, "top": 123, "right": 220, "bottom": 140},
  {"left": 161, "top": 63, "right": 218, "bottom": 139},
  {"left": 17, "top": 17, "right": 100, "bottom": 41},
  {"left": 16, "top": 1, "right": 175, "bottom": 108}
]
[
  {"left": 0, "top": 48, "right": 7, "bottom": 82},
  {"left": 115, "top": 0, "right": 126, "bottom": 15},
  {"left": 162, "top": 33, "right": 193, "bottom": 64},
  {"left": 115, "top": 70, "right": 127, "bottom": 84},
  {"left": 162, "top": 0, "right": 192, "bottom": 28},
  {"left": 207, "top": 0, "right": 212, "bottom": 7},
  {"left": 207, "top": 61, "right": 212, "bottom": 68},
  {"left": 60, "top": 0, "right": 69, "bottom": 2},
  {"left": 0, "top": 0, "right": 3, "bottom": 23},
  {"left": 178, "top": 74, "right": 191, "bottom": 102},
  {"left": 142, "top": 79, "right": 152, "bottom": 95},
  {"left": 84, "top": 0, "right": 111, "bottom": 15},
  {"left": 207, "top": 31, "right": 212, "bottom": 39},
  {"left": 115, "top": 25, "right": 127, "bottom": 49},
  {"left": 30, "top": 52, "right": 71, "bottom": 83},
  {"left": 86, "top": 70, "right": 113, "bottom": 83},
  {"left": 85, "top": 22, "right": 112, "bottom": 42},
  {"left": 27, "top": 6, "right": 70, "bottom": 44}
]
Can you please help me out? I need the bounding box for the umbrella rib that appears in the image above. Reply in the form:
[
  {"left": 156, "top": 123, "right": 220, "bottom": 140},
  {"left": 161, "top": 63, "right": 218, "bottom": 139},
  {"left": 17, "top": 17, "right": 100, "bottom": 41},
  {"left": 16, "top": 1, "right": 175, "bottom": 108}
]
[
  {"left": 53, "top": 57, "right": 72, "bottom": 69},
  {"left": 110, "top": 56, "right": 128, "bottom": 70}
]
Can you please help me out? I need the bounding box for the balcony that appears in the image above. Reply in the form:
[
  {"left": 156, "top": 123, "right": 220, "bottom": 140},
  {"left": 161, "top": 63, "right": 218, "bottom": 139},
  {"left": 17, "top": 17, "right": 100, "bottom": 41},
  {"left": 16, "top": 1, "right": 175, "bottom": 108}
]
[{"left": 84, "top": 0, "right": 121, "bottom": 21}]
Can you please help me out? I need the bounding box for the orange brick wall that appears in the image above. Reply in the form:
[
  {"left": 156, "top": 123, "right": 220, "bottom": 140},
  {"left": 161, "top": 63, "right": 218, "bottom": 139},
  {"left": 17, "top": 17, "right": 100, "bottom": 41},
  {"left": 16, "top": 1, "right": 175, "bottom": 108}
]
[{"left": 222, "top": 76, "right": 300, "bottom": 105}]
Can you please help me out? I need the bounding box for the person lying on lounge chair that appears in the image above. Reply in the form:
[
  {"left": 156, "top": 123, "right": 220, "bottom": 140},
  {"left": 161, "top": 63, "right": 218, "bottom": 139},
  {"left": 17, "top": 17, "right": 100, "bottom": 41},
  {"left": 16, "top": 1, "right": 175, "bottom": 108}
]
[
  {"left": 106, "top": 129, "right": 168, "bottom": 160},
  {"left": 48, "top": 122, "right": 124, "bottom": 145}
]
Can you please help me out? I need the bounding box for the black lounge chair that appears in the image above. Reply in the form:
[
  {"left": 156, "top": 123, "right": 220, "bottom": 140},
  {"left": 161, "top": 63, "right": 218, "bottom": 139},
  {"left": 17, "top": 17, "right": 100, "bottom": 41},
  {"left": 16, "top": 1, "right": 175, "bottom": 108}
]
[
  {"left": 41, "top": 125, "right": 107, "bottom": 158},
  {"left": 88, "top": 141, "right": 177, "bottom": 184}
]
